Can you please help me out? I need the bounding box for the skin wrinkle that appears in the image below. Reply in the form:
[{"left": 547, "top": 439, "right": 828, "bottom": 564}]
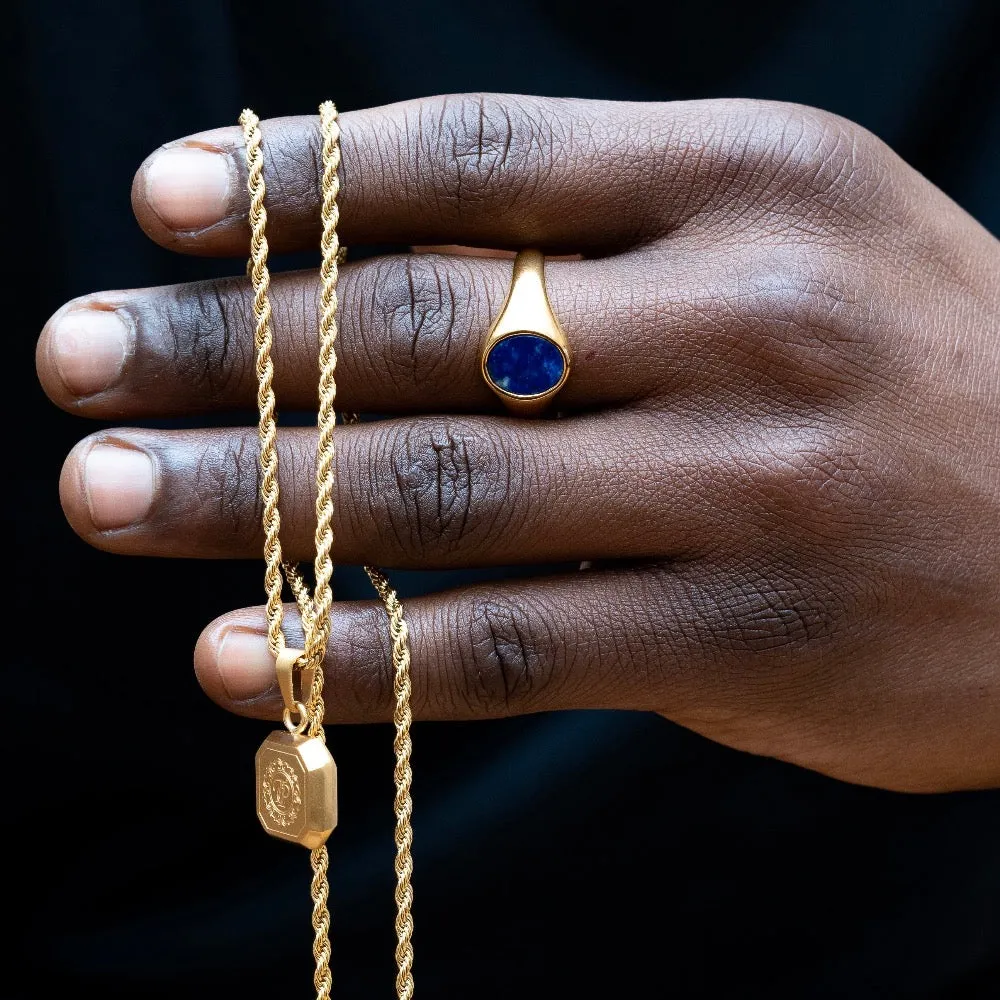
[
  {"left": 176, "top": 278, "right": 242, "bottom": 398},
  {"left": 441, "top": 270, "right": 462, "bottom": 367},
  {"left": 468, "top": 593, "right": 560, "bottom": 715},
  {"left": 208, "top": 281, "right": 233, "bottom": 388},
  {"left": 374, "top": 255, "right": 485, "bottom": 394},
  {"left": 680, "top": 112, "right": 888, "bottom": 246},
  {"left": 341, "top": 603, "right": 396, "bottom": 717},
  {"left": 480, "top": 603, "right": 520, "bottom": 713},
  {"left": 359, "top": 262, "right": 384, "bottom": 391},
  {"left": 45, "top": 94, "right": 1000, "bottom": 792},
  {"left": 200, "top": 432, "right": 264, "bottom": 553},
  {"left": 406, "top": 256, "right": 420, "bottom": 362},
  {"left": 407, "top": 256, "right": 456, "bottom": 377}
]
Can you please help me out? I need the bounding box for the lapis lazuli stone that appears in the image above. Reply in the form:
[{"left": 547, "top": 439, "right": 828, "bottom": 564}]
[{"left": 485, "top": 334, "right": 566, "bottom": 396}]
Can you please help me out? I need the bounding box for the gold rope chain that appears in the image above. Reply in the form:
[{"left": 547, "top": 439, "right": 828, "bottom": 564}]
[{"left": 239, "top": 102, "right": 415, "bottom": 1000}]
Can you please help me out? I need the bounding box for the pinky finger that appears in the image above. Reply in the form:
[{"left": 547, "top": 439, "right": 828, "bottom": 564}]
[{"left": 195, "top": 564, "right": 727, "bottom": 724}]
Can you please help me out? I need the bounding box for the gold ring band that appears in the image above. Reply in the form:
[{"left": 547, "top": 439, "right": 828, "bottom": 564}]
[{"left": 481, "top": 249, "right": 570, "bottom": 415}]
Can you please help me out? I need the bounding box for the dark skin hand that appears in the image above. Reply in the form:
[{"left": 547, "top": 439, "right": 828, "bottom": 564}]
[{"left": 37, "top": 95, "right": 1000, "bottom": 793}]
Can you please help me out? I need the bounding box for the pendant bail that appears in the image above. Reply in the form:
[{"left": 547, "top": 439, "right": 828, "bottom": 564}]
[{"left": 275, "top": 646, "right": 315, "bottom": 730}]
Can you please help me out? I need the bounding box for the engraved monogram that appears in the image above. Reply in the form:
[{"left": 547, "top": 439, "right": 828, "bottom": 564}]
[
  {"left": 261, "top": 756, "right": 302, "bottom": 828},
  {"left": 255, "top": 731, "right": 337, "bottom": 847}
]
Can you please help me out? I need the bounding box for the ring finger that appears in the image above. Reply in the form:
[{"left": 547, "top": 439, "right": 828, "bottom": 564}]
[{"left": 37, "top": 250, "right": 692, "bottom": 419}]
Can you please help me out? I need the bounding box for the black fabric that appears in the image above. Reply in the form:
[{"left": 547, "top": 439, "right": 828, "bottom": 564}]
[{"left": 8, "top": 1, "right": 1000, "bottom": 996}]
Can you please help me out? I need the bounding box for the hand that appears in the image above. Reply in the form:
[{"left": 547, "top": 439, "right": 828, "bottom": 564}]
[{"left": 37, "top": 95, "right": 1000, "bottom": 792}]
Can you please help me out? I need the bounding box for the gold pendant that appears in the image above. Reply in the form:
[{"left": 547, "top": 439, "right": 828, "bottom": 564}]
[
  {"left": 254, "top": 646, "right": 337, "bottom": 849},
  {"left": 256, "top": 729, "right": 337, "bottom": 849}
]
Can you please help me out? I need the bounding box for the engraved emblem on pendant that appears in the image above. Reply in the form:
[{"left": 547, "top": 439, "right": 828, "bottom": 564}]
[
  {"left": 256, "top": 730, "right": 337, "bottom": 848},
  {"left": 261, "top": 756, "right": 303, "bottom": 827}
]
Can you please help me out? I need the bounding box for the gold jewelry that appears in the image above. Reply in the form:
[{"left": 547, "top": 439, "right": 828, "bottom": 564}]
[
  {"left": 481, "top": 248, "right": 571, "bottom": 415},
  {"left": 240, "top": 102, "right": 415, "bottom": 1000}
]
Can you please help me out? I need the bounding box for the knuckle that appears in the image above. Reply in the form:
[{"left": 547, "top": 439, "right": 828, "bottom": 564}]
[
  {"left": 622, "top": 560, "right": 841, "bottom": 664},
  {"left": 459, "top": 595, "right": 556, "bottom": 714},
  {"left": 136, "top": 278, "right": 250, "bottom": 397},
  {"left": 268, "top": 124, "right": 322, "bottom": 212},
  {"left": 741, "top": 423, "right": 880, "bottom": 525},
  {"left": 365, "top": 256, "right": 472, "bottom": 385},
  {"left": 696, "top": 254, "right": 899, "bottom": 399},
  {"left": 709, "top": 104, "right": 886, "bottom": 219},
  {"left": 785, "top": 116, "right": 887, "bottom": 215},
  {"left": 194, "top": 433, "right": 263, "bottom": 549},
  {"left": 416, "top": 94, "right": 556, "bottom": 213},
  {"left": 763, "top": 109, "right": 855, "bottom": 186},
  {"left": 709, "top": 569, "right": 841, "bottom": 656},
  {"left": 342, "top": 605, "right": 397, "bottom": 716},
  {"left": 372, "top": 418, "right": 521, "bottom": 562}
]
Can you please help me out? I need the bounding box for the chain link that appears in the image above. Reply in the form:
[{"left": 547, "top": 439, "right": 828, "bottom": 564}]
[
  {"left": 239, "top": 102, "right": 415, "bottom": 1000},
  {"left": 365, "top": 565, "right": 416, "bottom": 1000}
]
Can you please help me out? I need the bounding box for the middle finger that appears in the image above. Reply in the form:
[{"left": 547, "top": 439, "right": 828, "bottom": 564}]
[{"left": 58, "top": 413, "right": 732, "bottom": 566}]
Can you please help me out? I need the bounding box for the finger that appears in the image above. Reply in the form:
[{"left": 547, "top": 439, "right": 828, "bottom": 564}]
[
  {"left": 58, "top": 415, "right": 725, "bottom": 567},
  {"left": 36, "top": 234, "right": 878, "bottom": 423},
  {"left": 196, "top": 559, "right": 1000, "bottom": 793},
  {"left": 36, "top": 254, "right": 647, "bottom": 418},
  {"left": 132, "top": 94, "right": 662, "bottom": 255},
  {"left": 194, "top": 564, "right": 724, "bottom": 722},
  {"left": 131, "top": 94, "right": 816, "bottom": 256}
]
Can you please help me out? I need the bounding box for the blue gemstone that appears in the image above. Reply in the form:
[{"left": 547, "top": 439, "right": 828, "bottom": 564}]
[{"left": 485, "top": 334, "right": 566, "bottom": 397}]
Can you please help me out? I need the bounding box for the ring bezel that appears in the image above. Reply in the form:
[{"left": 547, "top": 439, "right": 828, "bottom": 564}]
[
  {"left": 481, "top": 250, "right": 571, "bottom": 416},
  {"left": 481, "top": 330, "right": 571, "bottom": 404}
]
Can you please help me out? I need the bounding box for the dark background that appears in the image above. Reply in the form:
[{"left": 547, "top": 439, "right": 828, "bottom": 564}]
[{"left": 9, "top": 1, "right": 1000, "bottom": 996}]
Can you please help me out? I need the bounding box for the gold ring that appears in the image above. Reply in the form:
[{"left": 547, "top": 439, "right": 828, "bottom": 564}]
[{"left": 481, "top": 249, "right": 570, "bottom": 415}]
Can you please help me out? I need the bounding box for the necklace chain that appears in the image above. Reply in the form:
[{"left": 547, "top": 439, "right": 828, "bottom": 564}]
[{"left": 239, "top": 102, "right": 415, "bottom": 1000}]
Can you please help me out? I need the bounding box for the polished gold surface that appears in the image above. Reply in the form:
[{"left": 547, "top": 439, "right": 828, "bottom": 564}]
[
  {"left": 364, "top": 566, "right": 415, "bottom": 1000},
  {"left": 481, "top": 248, "right": 571, "bottom": 414},
  {"left": 256, "top": 731, "right": 338, "bottom": 848},
  {"left": 275, "top": 645, "right": 315, "bottom": 733},
  {"left": 240, "top": 102, "right": 417, "bottom": 1000},
  {"left": 241, "top": 103, "right": 338, "bottom": 998}
]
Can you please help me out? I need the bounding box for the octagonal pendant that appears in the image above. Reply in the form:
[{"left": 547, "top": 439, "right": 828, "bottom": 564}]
[{"left": 255, "top": 730, "right": 337, "bottom": 848}]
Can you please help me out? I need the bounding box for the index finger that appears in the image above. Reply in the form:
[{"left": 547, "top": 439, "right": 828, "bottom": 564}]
[{"left": 131, "top": 93, "right": 761, "bottom": 256}]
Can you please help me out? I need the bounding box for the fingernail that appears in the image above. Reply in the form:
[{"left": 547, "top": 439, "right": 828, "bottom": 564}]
[
  {"left": 49, "top": 309, "right": 129, "bottom": 396},
  {"left": 144, "top": 146, "right": 232, "bottom": 231},
  {"left": 83, "top": 444, "right": 154, "bottom": 530},
  {"left": 217, "top": 628, "right": 274, "bottom": 701}
]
